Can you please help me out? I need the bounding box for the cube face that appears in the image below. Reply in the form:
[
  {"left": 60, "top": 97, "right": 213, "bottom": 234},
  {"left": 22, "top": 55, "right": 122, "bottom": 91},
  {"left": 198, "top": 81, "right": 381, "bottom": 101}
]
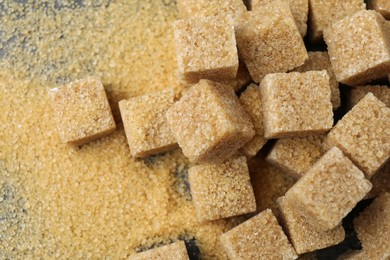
[
  {"left": 260, "top": 71, "right": 333, "bottom": 139},
  {"left": 285, "top": 147, "right": 372, "bottom": 231},
  {"left": 119, "top": 89, "right": 177, "bottom": 158},
  {"left": 266, "top": 135, "right": 327, "bottom": 179},
  {"left": 220, "top": 209, "right": 298, "bottom": 260},
  {"left": 294, "top": 52, "right": 340, "bottom": 109},
  {"left": 309, "top": 0, "right": 365, "bottom": 42},
  {"left": 48, "top": 77, "right": 116, "bottom": 146},
  {"left": 354, "top": 193, "right": 390, "bottom": 258},
  {"left": 324, "top": 10, "right": 390, "bottom": 86},
  {"left": 166, "top": 80, "right": 255, "bottom": 164},
  {"left": 347, "top": 85, "right": 390, "bottom": 110},
  {"left": 188, "top": 156, "right": 256, "bottom": 222},
  {"left": 251, "top": 0, "right": 309, "bottom": 37},
  {"left": 235, "top": 2, "right": 308, "bottom": 83},
  {"left": 174, "top": 16, "right": 238, "bottom": 85},
  {"left": 239, "top": 84, "right": 267, "bottom": 158},
  {"left": 368, "top": 0, "right": 390, "bottom": 19},
  {"left": 325, "top": 93, "right": 390, "bottom": 178},
  {"left": 129, "top": 241, "right": 189, "bottom": 260},
  {"left": 249, "top": 156, "right": 296, "bottom": 217},
  {"left": 176, "top": 0, "right": 247, "bottom": 21},
  {"left": 278, "top": 197, "right": 345, "bottom": 254}
]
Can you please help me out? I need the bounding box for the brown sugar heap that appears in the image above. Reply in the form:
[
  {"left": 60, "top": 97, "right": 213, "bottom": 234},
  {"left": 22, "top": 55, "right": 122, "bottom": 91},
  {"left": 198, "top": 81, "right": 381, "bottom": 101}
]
[
  {"left": 2, "top": 0, "right": 390, "bottom": 259},
  {"left": 0, "top": 1, "right": 243, "bottom": 259}
]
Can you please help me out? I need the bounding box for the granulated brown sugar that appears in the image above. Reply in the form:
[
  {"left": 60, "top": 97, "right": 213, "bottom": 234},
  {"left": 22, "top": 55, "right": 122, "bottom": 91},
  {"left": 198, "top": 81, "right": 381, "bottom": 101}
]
[{"left": 0, "top": 1, "right": 241, "bottom": 258}]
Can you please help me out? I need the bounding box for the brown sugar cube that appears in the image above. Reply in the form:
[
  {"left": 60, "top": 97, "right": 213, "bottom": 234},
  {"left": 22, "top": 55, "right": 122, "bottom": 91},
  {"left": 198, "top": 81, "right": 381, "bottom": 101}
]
[
  {"left": 174, "top": 16, "right": 238, "bottom": 85},
  {"left": 324, "top": 10, "right": 390, "bottom": 86},
  {"left": 251, "top": 0, "right": 309, "bottom": 37},
  {"left": 188, "top": 156, "right": 256, "bottom": 222},
  {"left": 239, "top": 84, "right": 267, "bottom": 158},
  {"left": 325, "top": 93, "right": 390, "bottom": 178},
  {"left": 176, "top": 0, "right": 247, "bottom": 23},
  {"left": 278, "top": 197, "right": 345, "bottom": 254},
  {"left": 220, "top": 209, "right": 298, "bottom": 259},
  {"left": 285, "top": 147, "right": 372, "bottom": 231},
  {"left": 129, "top": 241, "right": 189, "bottom": 260},
  {"left": 118, "top": 89, "right": 177, "bottom": 158},
  {"left": 166, "top": 80, "right": 255, "bottom": 164},
  {"left": 249, "top": 154, "right": 296, "bottom": 216},
  {"left": 347, "top": 85, "right": 390, "bottom": 110},
  {"left": 266, "top": 135, "right": 327, "bottom": 179},
  {"left": 223, "top": 60, "right": 252, "bottom": 92},
  {"left": 260, "top": 71, "right": 333, "bottom": 139},
  {"left": 369, "top": 0, "right": 390, "bottom": 19},
  {"left": 309, "top": 0, "right": 365, "bottom": 43},
  {"left": 354, "top": 193, "right": 390, "bottom": 259},
  {"left": 235, "top": 1, "right": 308, "bottom": 83},
  {"left": 294, "top": 52, "right": 341, "bottom": 109},
  {"left": 366, "top": 161, "right": 390, "bottom": 199},
  {"left": 48, "top": 77, "right": 116, "bottom": 146}
]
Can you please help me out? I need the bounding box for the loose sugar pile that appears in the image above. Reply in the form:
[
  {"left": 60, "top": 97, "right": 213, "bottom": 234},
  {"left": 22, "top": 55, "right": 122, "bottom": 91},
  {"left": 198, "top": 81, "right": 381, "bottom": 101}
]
[
  {"left": 0, "top": 1, "right": 240, "bottom": 259},
  {"left": 1, "top": 0, "right": 390, "bottom": 259}
]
